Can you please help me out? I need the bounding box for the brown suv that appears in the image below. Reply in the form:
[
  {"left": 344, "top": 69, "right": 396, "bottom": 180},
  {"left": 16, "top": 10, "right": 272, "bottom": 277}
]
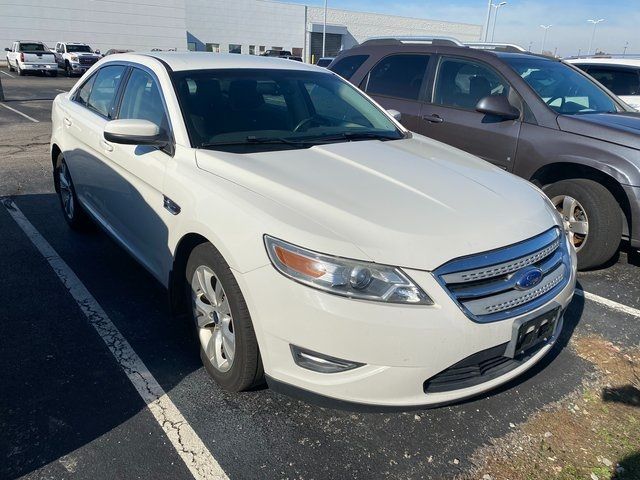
[{"left": 329, "top": 38, "right": 640, "bottom": 270}]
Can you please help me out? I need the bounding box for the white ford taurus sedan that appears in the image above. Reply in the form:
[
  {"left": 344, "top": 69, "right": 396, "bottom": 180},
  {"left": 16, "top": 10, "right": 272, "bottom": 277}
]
[{"left": 50, "top": 52, "right": 576, "bottom": 408}]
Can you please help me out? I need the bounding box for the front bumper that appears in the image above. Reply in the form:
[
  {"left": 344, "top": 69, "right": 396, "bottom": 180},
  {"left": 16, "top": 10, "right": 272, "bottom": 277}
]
[
  {"left": 624, "top": 185, "right": 640, "bottom": 248},
  {"left": 235, "top": 242, "right": 577, "bottom": 408}
]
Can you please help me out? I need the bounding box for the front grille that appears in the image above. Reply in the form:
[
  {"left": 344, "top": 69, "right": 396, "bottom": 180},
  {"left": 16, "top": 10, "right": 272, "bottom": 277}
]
[
  {"left": 434, "top": 227, "right": 570, "bottom": 322},
  {"left": 79, "top": 57, "right": 98, "bottom": 65},
  {"left": 423, "top": 341, "right": 543, "bottom": 393}
]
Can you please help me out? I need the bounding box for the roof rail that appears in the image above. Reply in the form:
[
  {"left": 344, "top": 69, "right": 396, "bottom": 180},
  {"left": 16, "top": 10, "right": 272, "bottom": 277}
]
[
  {"left": 465, "top": 42, "right": 527, "bottom": 53},
  {"left": 361, "top": 36, "right": 464, "bottom": 47}
]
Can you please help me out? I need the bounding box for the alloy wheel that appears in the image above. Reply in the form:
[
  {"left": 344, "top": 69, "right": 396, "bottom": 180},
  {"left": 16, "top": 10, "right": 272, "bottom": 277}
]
[
  {"left": 552, "top": 194, "right": 589, "bottom": 251},
  {"left": 58, "top": 162, "right": 75, "bottom": 219},
  {"left": 191, "top": 266, "right": 235, "bottom": 373}
]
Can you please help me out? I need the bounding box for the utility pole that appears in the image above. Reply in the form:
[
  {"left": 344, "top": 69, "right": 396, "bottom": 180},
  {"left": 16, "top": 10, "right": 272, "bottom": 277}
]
[
  {"left": 623, "top": 41, "right": 629, "bottom": 56},
  {"left": 528, "top": 41, "right": 533, "bottom": 52},
  {"left": 483, "top": 0, "right": 493, "bottom": 42},
  {"left": 322, "top": 0, "right": 327, "bottom": 58},
  {"left": 540, "top": 24, "right": 552, "bottom": 54},
  {"left": 587, "top": 19, "right": 604, "bottom": 55}
]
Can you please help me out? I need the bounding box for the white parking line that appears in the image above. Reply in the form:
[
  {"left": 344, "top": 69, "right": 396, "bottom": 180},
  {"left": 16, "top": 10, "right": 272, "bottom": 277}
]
[
  {"left": 575, "top": 289, "right": 640, "bottom": 318},
  {"left": 2, "top": 199, "right": 228, "bottom": 480},
  {"left": 0, "top": 103, "right": 39, "bottom": 123},
  {"left": 1, "top": 70, "right": 15, "bottom": 78}
]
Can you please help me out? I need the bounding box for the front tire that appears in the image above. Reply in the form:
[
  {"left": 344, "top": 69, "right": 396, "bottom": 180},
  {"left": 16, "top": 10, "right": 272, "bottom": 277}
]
[
  {"left": 7, "top": 59, "right": 15, "bottom": 72},
  {"left": 54, "top": 154, "right": 92, "bottom": 230},
  {"left": 544, "top": 178, "right": 622, "bottom": 270},
  {"left": 186, "top": 243, "right": 263, "bottom": 392}
]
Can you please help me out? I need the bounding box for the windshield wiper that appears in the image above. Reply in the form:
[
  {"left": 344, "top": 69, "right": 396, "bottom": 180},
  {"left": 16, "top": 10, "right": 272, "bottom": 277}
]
[{"left": 200, "top": 136, "right": 308, "bottom": 148}]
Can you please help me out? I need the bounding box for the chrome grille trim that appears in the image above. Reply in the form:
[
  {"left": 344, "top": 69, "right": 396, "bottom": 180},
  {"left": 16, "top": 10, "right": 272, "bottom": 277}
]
[
  {"left": 434, "top": 227, "right": 571, "bottom": 323},
  {"left": 441, "top": 238, "right": 559, "bottom": 284}
]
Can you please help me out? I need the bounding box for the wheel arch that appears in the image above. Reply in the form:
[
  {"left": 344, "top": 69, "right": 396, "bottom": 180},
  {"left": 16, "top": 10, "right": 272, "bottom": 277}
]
[
  {"left": 168, "top": 232, "right": 210, "bottom": 317},
  {"left": 530, "top": 162, "right": 631, "bottom": 237},
  {"left": 51, "top": 144, "right": 62, "bottom": 191}
]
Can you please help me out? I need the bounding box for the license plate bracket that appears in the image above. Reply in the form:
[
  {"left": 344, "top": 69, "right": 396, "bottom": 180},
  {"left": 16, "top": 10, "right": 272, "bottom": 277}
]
[{"left": 504, "top": 306, "right": 560, "bottom": 358}]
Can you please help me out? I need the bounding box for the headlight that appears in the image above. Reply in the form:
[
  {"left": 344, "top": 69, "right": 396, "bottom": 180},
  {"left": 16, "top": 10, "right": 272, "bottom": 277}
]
[
  {"left": 264, "top": 236, "right": 433, "bottom": 305},
  {"left": 69, "top": 55, "right": 78, "bottom": 61}
]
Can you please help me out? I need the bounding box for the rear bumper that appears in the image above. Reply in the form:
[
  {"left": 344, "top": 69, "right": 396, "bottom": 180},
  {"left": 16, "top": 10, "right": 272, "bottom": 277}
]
[
  {"left": 20, "top": 63, "right": 57, "bottom": 71},
  {"left": 624, "top": 185, "right": 640, "bottom": 248}
]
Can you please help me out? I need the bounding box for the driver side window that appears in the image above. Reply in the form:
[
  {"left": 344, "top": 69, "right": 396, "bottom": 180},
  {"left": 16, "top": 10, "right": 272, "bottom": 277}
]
[{"left": 433, "top": 57, "right": 510, "bottom": 111}]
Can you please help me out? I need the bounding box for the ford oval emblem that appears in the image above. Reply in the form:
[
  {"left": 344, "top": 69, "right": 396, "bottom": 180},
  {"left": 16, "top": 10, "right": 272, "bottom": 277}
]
[{"left": 515, "top": 267, "right": 543, "bottom": 290}]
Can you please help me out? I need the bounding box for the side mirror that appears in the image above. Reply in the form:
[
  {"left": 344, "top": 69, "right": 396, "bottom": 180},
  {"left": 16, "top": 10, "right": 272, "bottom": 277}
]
[
  {"left": 104, "top": 119, "right": 166, "bottom": 146},
  {"left": 475, "top": 95, "right": 520, "bottom": 120},
  {"left": 4, "top": 48, "right": 10, "bottom": 52},
  {"left": 94, "top": 49, "right": 101, "bottom": 55},
  {"left": 387, "top": 109, "right": 402, "bottom": 122}
]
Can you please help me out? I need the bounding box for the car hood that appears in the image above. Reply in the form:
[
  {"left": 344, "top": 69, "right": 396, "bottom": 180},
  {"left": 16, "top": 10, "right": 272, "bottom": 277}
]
[
  {"left": 557, "top": 112, "right": 640, "bottom": 150},
  {"left": 195, "top": 136, "right": 558, "bottom": 271}
]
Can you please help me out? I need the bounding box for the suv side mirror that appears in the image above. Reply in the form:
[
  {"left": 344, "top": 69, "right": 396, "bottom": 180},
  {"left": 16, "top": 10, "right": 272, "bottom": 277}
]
[
  {"left": 104, "top": 119, "right": 167, "bottom": 146},
  {"left": 387, "top": 109, "right": 402, "bottom": 121},
  {"left": 4, "top": 47, "right": 10, "bottom": 52},
  {"left": 475, "top": 95, "right": 520, "bottom": 121},
  {"left": 95, "top": 49, "right": 101, "bottom": 55}
]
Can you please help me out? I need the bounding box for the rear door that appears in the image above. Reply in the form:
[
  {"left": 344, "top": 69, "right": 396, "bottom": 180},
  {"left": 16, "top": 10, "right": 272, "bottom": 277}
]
[
  {"left": 419, "top": 55, "right": 521, "bottom": 171},
  {"left": 358, "top": 54, "right": 431, "bottom": 131}
]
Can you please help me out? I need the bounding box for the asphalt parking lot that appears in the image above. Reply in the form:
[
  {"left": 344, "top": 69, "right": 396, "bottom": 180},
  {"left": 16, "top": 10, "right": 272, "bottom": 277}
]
[{"left": 1, "top": 67, "right": 639, "bottom": 480}]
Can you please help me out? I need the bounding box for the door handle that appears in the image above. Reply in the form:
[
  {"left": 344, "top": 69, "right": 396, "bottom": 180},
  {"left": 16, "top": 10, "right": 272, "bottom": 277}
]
[
  {"left": 63, "top": 117, "right": 72, "bottom": 126},
  {"left": 100, "top": 140, "right": 113, "bottom": 152},
  {"left": 423, "top": 114, "right": 444, "bottom": 124}
]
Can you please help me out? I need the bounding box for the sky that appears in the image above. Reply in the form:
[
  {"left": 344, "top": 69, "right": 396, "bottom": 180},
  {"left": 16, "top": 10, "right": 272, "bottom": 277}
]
[{"left": 287, "top": 0, "right": 638, "bottom": 57}]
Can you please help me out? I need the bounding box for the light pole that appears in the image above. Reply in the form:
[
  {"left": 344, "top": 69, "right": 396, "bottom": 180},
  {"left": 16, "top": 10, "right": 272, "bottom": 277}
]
[
  {"left": 490, "top": 2, "right": 507, "bottom": 42},
  {"left": 587, "top": 18, "right": 604, "bottom": 55},
  {"left": 528, "top": 41, "right": 533, "bottom": 52},
  {"left": 483, "top": 0, "right": 492, "bottom": 42},
  {"left": 540, "top": 24, "right": 552, "bottom": 54},
  {"left": 322, "top": 0, "right": 327, "bottom": 58},
  {"left": 623, "top": 41, "right": 629, "bottom": 56}
]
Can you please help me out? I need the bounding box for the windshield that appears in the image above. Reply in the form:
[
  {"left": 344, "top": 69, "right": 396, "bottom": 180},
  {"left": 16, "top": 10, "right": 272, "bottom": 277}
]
[
  {"left": 19, "top": 43, "right": 46, "bottom": 52},
  {"left": 67, "top": 45, "right": 93, "bottom": 53},
  {"left": 504, "top": 57, "right": 619, "bottom": 115},
  {"left": 173, "top": 68, "right": 404, "bottom": 151}
]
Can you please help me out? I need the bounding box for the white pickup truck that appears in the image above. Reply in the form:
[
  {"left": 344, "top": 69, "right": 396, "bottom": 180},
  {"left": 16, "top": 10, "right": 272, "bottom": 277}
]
[
  {"left": 53, "top": 42, "right": 102, "bottom": 77},
  {"left": 5, "top": 41, "right": 58, "bottom": 76}
]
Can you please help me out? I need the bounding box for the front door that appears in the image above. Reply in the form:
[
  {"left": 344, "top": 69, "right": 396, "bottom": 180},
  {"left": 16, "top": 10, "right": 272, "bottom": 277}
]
[{"left": 419, "top": 56, "right": 521, "bottom": 171}]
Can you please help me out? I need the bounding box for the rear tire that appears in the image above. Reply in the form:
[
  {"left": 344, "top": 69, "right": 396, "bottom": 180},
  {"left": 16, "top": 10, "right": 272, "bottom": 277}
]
[
  {"left": 185, "top": 243, "right": 264, "bottom": 392},
  {"left": 54, "top": 153, "right": 92, "bottom": 230},
  {"left": 544, "top": 178, "right": 622, "bottom": 270}
]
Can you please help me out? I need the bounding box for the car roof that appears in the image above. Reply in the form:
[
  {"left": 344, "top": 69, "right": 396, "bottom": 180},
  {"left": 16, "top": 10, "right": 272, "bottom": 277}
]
[
  {"left": 567, "top": 57, "right": 640, "bottom": 67},
  {"left": 129, "top": 51, "right": 324, "bottom": 72}
]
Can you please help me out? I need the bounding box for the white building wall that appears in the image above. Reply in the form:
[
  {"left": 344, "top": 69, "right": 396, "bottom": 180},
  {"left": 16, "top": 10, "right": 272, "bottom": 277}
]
[
  {"left": 185, "top": 0, "right": 307, "bottom": 55},
  {"left": 307, "top": 7, "right": 482, "bottom": 51},
  {"left": 0, "top": 0, "right": 187, "bottom": 53}
]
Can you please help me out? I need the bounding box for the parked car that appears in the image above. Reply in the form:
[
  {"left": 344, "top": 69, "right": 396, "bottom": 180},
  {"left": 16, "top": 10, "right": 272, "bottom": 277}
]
[
  {"left": 261, "top": 49, "right": 290, "bottom": 57},
  {"left": 330, "top": 38, "right": 640, "bottom": 269},
  {"left": 53, "top": 42, "right": 101, "bottom": 76},
  {"left": 567, "top": 57, "right": 640, "bottom": 111},
  {"left": 50, "top": 52, "right": 575, "bottom": 408},
  {"left": 104, "top": 49, "right": 134, "bottom": 56},
  {"left": 316, "top": 57, "right": 335, "bottom": 68},
  {"left": 5, "top": 41, "right": 57, "bottom": 76}
]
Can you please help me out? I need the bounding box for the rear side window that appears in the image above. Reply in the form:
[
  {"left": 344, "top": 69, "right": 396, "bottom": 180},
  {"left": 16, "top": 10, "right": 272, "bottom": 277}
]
[
  {"left": 433, "top": 57, "right": 510, "bottom": 110},
  {"left": 75, "top": 74, "right": 97, "bottom": 107},
  {"left": 585, "top": 66, "right": 640, "bottom": 96},
  {"left": 86, "top": 65, "right": 126, "bottom": 118},
  {"left": 329, "top": 55, "right": 369, "bottom": 80},
  {"left": 118, "top": 68, "right": 169, "bottom": 130},
  {"left": 363, "top": 54, "right": 430, "bottom": 100}
]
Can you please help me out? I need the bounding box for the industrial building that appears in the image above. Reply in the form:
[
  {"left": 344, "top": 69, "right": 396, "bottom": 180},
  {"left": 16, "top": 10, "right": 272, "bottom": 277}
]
[{"left": 1, "top": 0, "right": 482, "bottom": 63}]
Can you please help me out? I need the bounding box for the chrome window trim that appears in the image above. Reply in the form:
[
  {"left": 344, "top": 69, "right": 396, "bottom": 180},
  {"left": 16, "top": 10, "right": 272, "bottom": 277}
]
[{"left": 434, "top": 227, "right": 571, "bottom": 323}]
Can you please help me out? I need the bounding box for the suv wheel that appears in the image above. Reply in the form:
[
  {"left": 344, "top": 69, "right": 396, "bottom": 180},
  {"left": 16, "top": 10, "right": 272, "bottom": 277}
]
[
  {"left": 64, "top": 61, "right": 71, "bottom": 77},
  {"left": 186, "top": 243, "right": 264, "bottom": 392},
  {"left": 544, "top": 178, "right": 622, "bottom": 270},
  {"left": 54, "top": 154, "right": 92, "bottom": 230},
  {"left": 7, "top": 59, "right": 15, "bottom": 72}
]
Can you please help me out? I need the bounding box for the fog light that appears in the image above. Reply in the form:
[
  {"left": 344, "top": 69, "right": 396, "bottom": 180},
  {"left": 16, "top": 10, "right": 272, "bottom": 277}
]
[{"left": 290, "top": 345, "right": 364, "bottom": 373}]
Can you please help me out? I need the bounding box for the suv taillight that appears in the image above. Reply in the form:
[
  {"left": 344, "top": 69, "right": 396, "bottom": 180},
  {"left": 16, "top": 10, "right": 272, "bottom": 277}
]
[{"left": 20, "top": 52, "right": 24, "bottom": 62}]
